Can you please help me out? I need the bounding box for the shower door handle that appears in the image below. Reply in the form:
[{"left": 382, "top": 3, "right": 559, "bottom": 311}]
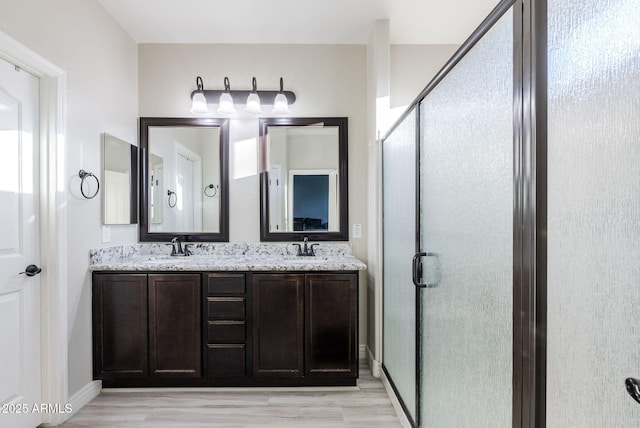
[
  {"left": 412, "top": 252, "right": 427, "bottom": 288},
  {"left": 625, "top": 378, "right": 640, "bottom": 404},
  {"left": 412, "top": 252, "right": 441, "bottom": 288}
]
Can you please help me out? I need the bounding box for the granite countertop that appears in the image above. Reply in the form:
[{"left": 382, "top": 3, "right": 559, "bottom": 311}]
[{"left": 89, "top": 243, "right": 367, "bottom": 272}]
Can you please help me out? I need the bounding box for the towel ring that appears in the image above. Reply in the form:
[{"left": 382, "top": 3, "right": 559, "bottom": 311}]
[
  {"left": 204, "top": 184, "right": 218, "bottom": 198},
  {"left": 78, "top": 169, "right": 100, "bottom": 199},
  {"left": 167, "top": 190, "right": 177, "bottom": 208}
]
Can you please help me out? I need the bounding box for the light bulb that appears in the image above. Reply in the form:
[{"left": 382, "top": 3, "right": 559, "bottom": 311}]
[
  {"left": 245, "top": 92, "right": 262, "bottom": 114},
  {"left": 190, "top": 92, "right": 208, "bottom": 114},
  {"left": 217, "top": 92, "right": 236, "bottom": 114},
  {"left": 272, "top": 92, "right": 290, "bottom": 114}
]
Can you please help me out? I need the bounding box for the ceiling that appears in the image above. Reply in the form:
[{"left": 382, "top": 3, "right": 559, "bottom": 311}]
[{"left": 97, "top": 0, "right": 500, "bottom": 45}]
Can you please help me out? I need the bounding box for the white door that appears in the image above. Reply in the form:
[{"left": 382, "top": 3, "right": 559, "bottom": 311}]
[
  {"left": 0, "top": 57, "right": 41, "bottom": 428},
  {"left": 268, "top": 164, "right": 283, "bottom": 231},
  {"left": 176, "top": 152, "right": 194, "bottom": 231},
  {"left": 104, "top": 170, "right": 131, "bottom": 224}
]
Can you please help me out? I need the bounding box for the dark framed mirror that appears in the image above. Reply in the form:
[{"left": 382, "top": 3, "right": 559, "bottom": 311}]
[
  {"left": 139, "top": 117, "right": 229, "bottom": 242},
  {"left": 259, "top": 117, "right": 348, "bottom": 241}
]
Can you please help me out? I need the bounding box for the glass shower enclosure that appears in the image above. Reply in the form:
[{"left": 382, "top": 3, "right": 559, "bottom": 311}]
[
  {"left": 382, "top": 0, "right": 640, "bottom": 426},
  {"left": 382, "top": 5, "right": 514, "bottom": 426}
]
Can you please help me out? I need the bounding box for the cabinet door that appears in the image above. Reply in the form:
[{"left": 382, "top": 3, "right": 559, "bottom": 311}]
[
  {"left": 92, "top": 273, "right": 148, "bottom": 379},
  {"left": 305, "top": 273, "right": 358, "bottom": 377},
  {"left": 148, "top": 274, "right": 201, "bottom": 378},
  {"left": 252, "top": 274, "right": 304, "bottom": 377}
]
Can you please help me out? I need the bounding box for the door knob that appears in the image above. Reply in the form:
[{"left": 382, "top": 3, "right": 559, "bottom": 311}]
[
  {"left": 19, "top": 264, "right": 42, "bottom": 277},
  {"left": 412, "top": 252, "right": 441, "bottom": 288},
  {"left": 626, "top": 378, "right": 640, "bottom": 404},
  {"left": 412, "top": 252, "right": 427, "bottom": 288}
]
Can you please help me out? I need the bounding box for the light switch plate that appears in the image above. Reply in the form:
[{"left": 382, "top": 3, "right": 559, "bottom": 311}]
[
  {"left": 102, "top": 225, "right": 111, "bottom": 243},
  {"left": 352, "top": 223, "right": 362, "bottom": 239}
]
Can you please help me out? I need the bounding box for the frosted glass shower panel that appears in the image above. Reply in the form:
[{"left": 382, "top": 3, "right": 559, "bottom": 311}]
[
  {"left": 418, "top": 7, "right": 514, "bottom": 427},
  {"left": 382, "top": 108, "right": 417, "bottom": 421},
  {"left": 547, "top": 0, "right": 640, "bottom": 425}
]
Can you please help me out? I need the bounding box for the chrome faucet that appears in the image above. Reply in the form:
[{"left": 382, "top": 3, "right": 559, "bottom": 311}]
[
  {"left": 170, "top": 237, "right": 186, "bottom": 256},
  {"left": 293, "top": 236, "right": 318, "bottom": 257},
  {"left": 171, "top": 237, "right": 193, "bottom": 256},
  {"left": 170, "top": 237, "right": 183, "bottom": 255}
]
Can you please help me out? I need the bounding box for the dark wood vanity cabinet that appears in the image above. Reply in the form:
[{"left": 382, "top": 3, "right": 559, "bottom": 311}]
[
  {"left": 204, "top": 273, "right": 249, "bottom": 378},
  {"left": 305, "top": 273, "right": 358, "bottom": 378},
  {"left": 93, "top": 272, "right": 201, "bottom": 385},
  {"left": 252, "top": 273, "right": 358, "bottom": 381},
  {"left": 92, "top": 273, "right": 148, "bottom": 379},
  {"left": 252, "top": 274, "right": 305, "bottom": 377},
  {"left": 148, "top": 274, "right": 201, "bottom": 378},
  {"left": 93, "top": 270, "right": 357, "bottom": 387}
]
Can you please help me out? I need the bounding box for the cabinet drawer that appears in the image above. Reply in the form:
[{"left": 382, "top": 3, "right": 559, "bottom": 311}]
[
  {"left": 207, "top": 274, "right": 245, "bottom": 295},
  {"left": 207, "top": 297, "right": 245, "bottom": 320},
  {"left": 208, "top": 320, "right": 245, "bottom": 342},
  {"left": 207, "top": 344, "right": 246, "bottom": 377}
]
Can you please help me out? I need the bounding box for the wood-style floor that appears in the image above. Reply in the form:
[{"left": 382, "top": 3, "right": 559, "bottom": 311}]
[{"left": 60, "top": 364, "right": 402, "bottom": 427}]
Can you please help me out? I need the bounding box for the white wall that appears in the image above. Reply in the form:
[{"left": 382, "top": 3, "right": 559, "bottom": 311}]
[
  {"left": 0, "top": 0, "right": 139, "bottom": 396},
  {"left": 138, "top": 43, "right": 369, "bottom": 343}
]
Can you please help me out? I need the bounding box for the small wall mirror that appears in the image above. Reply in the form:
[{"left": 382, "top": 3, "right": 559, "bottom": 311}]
[
  {"left": 139, "top": 117, "right": 229, "bottom": 242},
  {"left": 259, "top": 117, "right": 348, "bottom": 241},
  {"left": 102, "top": 133, "right": 138, "bottom": 225}
]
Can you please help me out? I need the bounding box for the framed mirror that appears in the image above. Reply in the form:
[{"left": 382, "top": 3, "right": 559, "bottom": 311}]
[
  {"left": 259, "top": 117, "right": 348, "bottom": 241},
  {"left": 139, "top": 117, "right": 229, "bottom": 242},
  {"left": 102, "top": 133, "right": 138, "bottom": 224}
]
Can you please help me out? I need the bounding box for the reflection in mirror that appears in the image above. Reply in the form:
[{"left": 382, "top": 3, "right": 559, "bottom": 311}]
[
  {"left": 149, "top": 153, "right": 164, "bottom": 224},
  {"left": 140, "top": 118, "right": 229, "bottom": 242},
  {"left": 148, "top": 127, "right": 220, "bottom": 232},
  {"left": 102, "top": 133, "right": 137, "bottom": 225},
  {"left": 260, "top": 117, "right": 348, "bottom": 241},
  {"left": 269, "top": 126, "right": 339, "bottom": 232},
  {"left": 290, "top": 170, "right": 338, "bottom": 231}
]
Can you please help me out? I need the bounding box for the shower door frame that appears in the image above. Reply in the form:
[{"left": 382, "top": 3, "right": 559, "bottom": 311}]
[
  {"left": 380, "top": 0, "right": 548, "bottom": 426},
  {"left": 513, "top": 0, "right": 547, "bottom": 426}
]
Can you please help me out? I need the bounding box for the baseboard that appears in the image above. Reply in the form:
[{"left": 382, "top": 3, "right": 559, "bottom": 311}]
[
  {"left": 366, "top": 345, "right": 381, "bottom": 378},
  {"left": 380, "top": 368, "right": 413, "bottom": 428},
  {"left": 63, "top": 380, "right": 101, "bottom": 423},
  {"left": 359, "top": 344, "right": 367, "bottom": 361}
]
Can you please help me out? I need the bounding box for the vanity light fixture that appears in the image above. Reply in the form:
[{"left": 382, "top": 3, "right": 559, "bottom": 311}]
[
  {"left": 189, "top": 76, "right": 296, "bottom": 115},
  {"left": 218, "top": 77, "right": 236, "bottom": 115},
  {"left": 272, "top": 77, "right": 290, "bottom": 114},
  {"left": 245, "top": 77, "right": 262, "bottom": 114},
  {"left": 190, "top": 76, "right": 209, "bottom": 114}
]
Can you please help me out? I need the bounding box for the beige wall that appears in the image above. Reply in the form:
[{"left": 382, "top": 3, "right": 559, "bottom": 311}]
[
  {"left": 0, "top": 0, "right": 139, "bottom": 396},
  {"left": 390, "top": 44, "right": 459, "bottom": 111},
  {"left": 366, "top": 36, "right": 460, "bottom": 365},
  {"left": 0, "top": 0, "right": 462, "bottom": 399},
  {"left": 138, "top": 43, "right": 370, "bottom": 344}
]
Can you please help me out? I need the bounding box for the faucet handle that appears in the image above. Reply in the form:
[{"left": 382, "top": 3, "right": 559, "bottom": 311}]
[
  {"left": 184, "top": 244, "right": 193, "bottom": 257},
  {"left": 310, "top": 243, "right": 319, "bottom": 256},
  {"left": 292, "top": 243, "right": 302, "bottom": 256}
]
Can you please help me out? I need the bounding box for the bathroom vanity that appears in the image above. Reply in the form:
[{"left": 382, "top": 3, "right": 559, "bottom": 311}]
[{"left": 90, "top": 244, "right": 365, "bottom": 387}]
